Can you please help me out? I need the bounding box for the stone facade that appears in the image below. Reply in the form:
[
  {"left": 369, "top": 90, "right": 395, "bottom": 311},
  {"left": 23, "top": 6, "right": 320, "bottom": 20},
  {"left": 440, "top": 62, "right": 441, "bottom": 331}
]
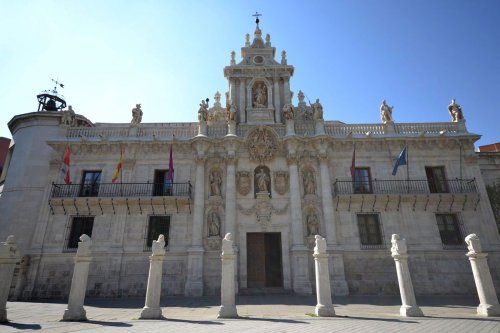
[{"left": 0, "top": 20, "right": 499, "bottom": 300}]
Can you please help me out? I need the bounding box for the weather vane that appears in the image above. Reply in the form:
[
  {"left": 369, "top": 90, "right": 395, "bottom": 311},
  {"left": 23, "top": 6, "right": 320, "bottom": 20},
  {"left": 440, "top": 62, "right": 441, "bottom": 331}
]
[
  {"left": 252, "top": 11, "right": 262, "bottom": 25},
  {"left": 51, "top": 78, "right": 65, "bottom": 92}
]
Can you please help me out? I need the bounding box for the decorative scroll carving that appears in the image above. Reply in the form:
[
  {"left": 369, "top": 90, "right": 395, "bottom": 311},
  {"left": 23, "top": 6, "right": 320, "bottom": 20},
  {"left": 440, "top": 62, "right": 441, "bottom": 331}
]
[
  {"left": 273, "top": 171, "right": 289, "bottom": 195},
  {"left": 247, "top": 127, "right": 278, "bottom": 162},
  {"left": 236, "top": 171, "right": 251, "bottom": 196}
]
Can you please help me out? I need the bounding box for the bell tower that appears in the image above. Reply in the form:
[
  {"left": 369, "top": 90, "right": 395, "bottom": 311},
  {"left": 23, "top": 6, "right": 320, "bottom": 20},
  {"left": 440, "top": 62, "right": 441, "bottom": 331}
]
[{"left": 223, "top": 14, "right": 294, "bottom": 125}]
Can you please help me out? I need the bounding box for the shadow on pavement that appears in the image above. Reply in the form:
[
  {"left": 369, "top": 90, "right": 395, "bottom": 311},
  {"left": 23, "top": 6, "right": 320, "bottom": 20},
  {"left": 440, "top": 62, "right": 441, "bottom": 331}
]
[
  {"left": 337, "top": 315, "right": 418, "bottom": 323},
  {"left": 86, "top": 320, "right": 133, "bottom": 327},
  {"left": 0, "top": 322, "right": 42, "bottom": 330},
  {"left": 238, "top": 316, "right": 310, "bottom": 324},
  {"left": 166, "top": 318, "right": 223, "bottom": 325}
]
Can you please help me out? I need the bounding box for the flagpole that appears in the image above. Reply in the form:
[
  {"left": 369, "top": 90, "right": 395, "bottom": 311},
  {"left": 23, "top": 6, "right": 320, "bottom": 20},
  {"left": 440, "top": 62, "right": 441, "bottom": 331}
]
[{"left": 406, "top": 142, "right": 409, "bottom": 193}]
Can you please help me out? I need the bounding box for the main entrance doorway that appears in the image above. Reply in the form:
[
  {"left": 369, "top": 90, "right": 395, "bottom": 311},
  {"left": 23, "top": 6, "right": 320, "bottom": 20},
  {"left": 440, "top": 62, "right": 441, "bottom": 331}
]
[{"left": 247, "top": 233, "right": 283, "bottom": 288}]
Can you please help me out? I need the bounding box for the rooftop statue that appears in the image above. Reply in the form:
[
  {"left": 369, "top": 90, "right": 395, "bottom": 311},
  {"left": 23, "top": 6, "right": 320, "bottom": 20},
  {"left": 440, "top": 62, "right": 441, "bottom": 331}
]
[
  {"left": 198, "top": 100, "right": 208, "bottom": 123},
  {"left": 448, "top": 99, "right": 464, "bottom": 122},
  {"left": 380, "top": 100, "right": 394, "bottom": 123},
  {"left": 312, "top": 99, "right": 324, "bottom": 120},
  {"left": 131, "top": 104, "right": 143, "bottom": 125}
]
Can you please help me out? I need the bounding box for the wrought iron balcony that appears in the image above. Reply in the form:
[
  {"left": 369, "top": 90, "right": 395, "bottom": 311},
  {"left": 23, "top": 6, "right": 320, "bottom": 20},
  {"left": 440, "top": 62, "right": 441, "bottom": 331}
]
[
  {"left": 51, "top": 182, "right": 192, "bottom": 199},
  {"left": 332, "top": 179, "right": 477, "bottom": 196}
]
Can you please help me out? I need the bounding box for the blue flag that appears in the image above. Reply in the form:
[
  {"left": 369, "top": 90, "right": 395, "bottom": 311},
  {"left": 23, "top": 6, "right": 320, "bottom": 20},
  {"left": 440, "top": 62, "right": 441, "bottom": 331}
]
[{"left": 392, "top": 145, "right": 407, "bottom": 176}]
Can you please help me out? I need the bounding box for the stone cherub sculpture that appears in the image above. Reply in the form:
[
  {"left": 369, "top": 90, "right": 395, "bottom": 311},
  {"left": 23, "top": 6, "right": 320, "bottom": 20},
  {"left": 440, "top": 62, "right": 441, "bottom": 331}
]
[
  {"left": 465, "top": 233, "right": 481, "bottom": 255},
  {"left": 152, "top": 234, "right": 166, "bottom": 255},
  {"left": 222, "top": 233, "right": 233, "bottom": 255},
  {"left": 131, "top": 104, "right": 143, "bottom": 125},
  {"left": 380, "top": 100, "right": 394, "bottom": 124},
  {"left": 208, "top": 211, "right": 221, "bottom": 237},
  {"left": 448, "top": 99, "right": 464, "bottom": 122},
  {"left": 312, "top": 99, "right": 324, "bottom": 120},
  {"left": 390, "top": 234, "right": 407, "bottom": 256},
  {"left": 198, "top": 99, "right": 209, "bottom": 123},
  {"left": 76, "top": 234, "right": 92, "bottom": 257}
]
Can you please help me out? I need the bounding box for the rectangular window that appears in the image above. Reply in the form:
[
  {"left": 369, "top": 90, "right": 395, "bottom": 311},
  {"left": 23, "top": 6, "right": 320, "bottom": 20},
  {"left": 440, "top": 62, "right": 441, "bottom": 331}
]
[
  {"left": 146, "top": 216, "right": 170, "bottom": 250},
  {"left": 425, "top": 166, "right": 448, "bottom": 193},
  {"left": 67, "top": 216, "right": 94, "bottom": 249},
  {"left": 353, "top": 167, "right": 372, "bottom": 194},
  {"left": 357, "top": 214, "right": 383, "bottom": 246},
  {"left": 153, "top": 169, "right": 172, "bottom": 196},
  {"left": 79, "top": 171, "right": 102, "bottom": 197},
  {"left": 436, "top": 214, "right": 463, "bottom": 246}
]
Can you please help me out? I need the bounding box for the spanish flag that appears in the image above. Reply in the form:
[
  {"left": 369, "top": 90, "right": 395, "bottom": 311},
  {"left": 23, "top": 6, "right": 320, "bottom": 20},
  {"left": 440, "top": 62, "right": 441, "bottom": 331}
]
[
  {"left": 112, "top": 150, "right": 123, "bottom": 183},
  {"left": 61, "top": 146, "right": 71, "bottom": 184}
]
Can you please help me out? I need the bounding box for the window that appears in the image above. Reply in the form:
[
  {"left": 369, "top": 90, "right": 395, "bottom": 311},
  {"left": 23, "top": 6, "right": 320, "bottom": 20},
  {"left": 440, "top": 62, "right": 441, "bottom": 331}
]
[
  {"left": 146, "top": 216, "right": 170, "bottom": 250},
  {"left": 67, "top": 216, "right": 94, "bottom": 249},
  {"left": 436, "top": 214, "right": 463, "bottom": 246},
  {"left": 153, "top": 169, "right": 173, "bottom": 196},
  {"left": 79, "top": 171, "right": 102, "bottom": 197},
  {"left": 357, "top": 214, "right": 383, "bottom": 246},
  {"left": 425, "top": 166, "right": 448, "bottom": 193},
  {"left": 353, "top": 167, "right": 372, "bottom": 194}
]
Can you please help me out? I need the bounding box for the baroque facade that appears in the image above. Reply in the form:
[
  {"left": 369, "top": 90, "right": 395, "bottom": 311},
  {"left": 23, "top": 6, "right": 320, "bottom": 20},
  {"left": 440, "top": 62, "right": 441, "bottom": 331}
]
[{"left": 1, "top": 21, "right": 500, "bottom": 300}]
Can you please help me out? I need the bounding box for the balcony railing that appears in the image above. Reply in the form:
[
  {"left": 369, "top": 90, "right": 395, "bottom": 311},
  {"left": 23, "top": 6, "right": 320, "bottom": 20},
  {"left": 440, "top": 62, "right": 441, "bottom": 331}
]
[
  {"left": 51, "top": 182, "right": 192, "bottom": 199},
  {"left": 332, "top": 179, "right": 477, "bottom": 196}
]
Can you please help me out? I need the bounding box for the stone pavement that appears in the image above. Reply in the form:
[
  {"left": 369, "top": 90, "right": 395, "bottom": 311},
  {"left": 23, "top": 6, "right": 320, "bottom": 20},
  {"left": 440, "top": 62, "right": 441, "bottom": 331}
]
[{"left": 1, "top": 295, "right": 499, "bottom": 333}]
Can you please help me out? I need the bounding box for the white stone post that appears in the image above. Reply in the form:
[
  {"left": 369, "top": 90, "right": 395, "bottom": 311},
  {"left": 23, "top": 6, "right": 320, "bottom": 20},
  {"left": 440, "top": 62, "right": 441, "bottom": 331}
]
[
  {"left": 465, "top": 234, "right": 500, "bottom": 317},
  {"left": 390, "top": 234, "right": 423, "bottom": 317},
  {"left": 63, "top": 235, "right": 92, "bottom": 321},
  {"left": 313, "top": 235, "right": 335, "bottom": 317},
  {"left": 218, "top": 233, "right": 238, "bottom": 318},
  {"left": 140, "top": 235, "right": 166, "bottom": 319},
  {"left": 0, "top": 236, "right": 20, "bottom": 322},
  {"left": 286, "top": 147, "right": 312, "bottom": 295}
]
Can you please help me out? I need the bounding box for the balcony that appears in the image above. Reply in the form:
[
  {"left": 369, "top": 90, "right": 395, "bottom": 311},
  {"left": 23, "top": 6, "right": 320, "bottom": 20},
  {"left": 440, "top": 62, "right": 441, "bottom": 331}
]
[
  {"left": 332, "top": 179, "right": 479, "bottom": 212},
  {"left": 48, "top": 182, "right": 192, "bottom": 216}
]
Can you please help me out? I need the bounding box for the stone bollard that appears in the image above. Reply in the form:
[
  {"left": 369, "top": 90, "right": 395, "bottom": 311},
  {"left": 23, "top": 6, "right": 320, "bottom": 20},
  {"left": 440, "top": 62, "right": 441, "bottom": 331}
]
[
  {"left": 140, "top": 235, "right": 166, "bottom": 319},
  {"left": 218, "top": 233, "right": 238, "bottom": 318},
  {"left": 313, "top": 235, "right": 335, "bottom": 317},
  {"left": 390, "top": 234, "right": 423, "bottom": 317},
  {"left": 465, "top": 234, "right": 500, "bottom": 317},
  {"left": 63, "top": 234, "right": 92, "bottom": 321},
  {"left": 0, "top": 236, "right": 21, "bottom": 322}
]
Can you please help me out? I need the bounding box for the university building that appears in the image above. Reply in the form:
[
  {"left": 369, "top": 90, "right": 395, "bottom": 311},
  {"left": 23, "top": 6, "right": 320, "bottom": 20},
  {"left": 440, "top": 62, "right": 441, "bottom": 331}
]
[{"left": 1, "top": 20, "right": 499, "bottom": 300}]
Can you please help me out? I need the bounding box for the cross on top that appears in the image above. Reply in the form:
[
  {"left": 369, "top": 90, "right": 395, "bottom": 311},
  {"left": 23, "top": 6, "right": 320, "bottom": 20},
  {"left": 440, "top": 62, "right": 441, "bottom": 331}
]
[{"left": 252, "top": 11, "right": 262, "bottom": 24}]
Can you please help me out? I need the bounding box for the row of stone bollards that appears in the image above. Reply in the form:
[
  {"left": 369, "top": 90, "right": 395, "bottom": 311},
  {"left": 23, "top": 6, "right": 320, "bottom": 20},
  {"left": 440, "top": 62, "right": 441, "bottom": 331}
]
[{"left": 0, "top": 232, "right": 499, "bottom": 323}]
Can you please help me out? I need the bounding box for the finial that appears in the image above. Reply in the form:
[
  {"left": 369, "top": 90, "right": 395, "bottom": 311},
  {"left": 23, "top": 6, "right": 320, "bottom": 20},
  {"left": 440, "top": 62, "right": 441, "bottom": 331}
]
[
  {"left": 230, "top": 50, "right": 236, "bottom": 65},
  {"left": 252, "top": 11, "right": 262, "bottom": 26},
  {"left": 281, "top": 50, "right": 287, "bottom": 65}
]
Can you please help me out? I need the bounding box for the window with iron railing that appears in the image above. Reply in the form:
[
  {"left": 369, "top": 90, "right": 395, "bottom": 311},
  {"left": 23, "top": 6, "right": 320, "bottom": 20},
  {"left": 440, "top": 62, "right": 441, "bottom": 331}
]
[
  {"left": 357, "top": 213, "right": 384, "bottom": 247},
  {"left": 425, "top": 166, "right": 449, "bottom": 193},
  {"left": 436, "top": 213, "right": 463, "bottom": 246},
  {"left": 353, "top": 167, "right": 373, "bottom": 194},
  {"left": 79, "top": 171, "right": 102, "bottom": 197}
]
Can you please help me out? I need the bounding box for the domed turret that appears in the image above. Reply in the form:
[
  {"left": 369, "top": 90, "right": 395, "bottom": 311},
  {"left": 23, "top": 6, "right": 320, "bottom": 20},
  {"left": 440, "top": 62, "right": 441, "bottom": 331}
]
[{"left": 36, "top": 79, "right": 66, "bottom": 111}]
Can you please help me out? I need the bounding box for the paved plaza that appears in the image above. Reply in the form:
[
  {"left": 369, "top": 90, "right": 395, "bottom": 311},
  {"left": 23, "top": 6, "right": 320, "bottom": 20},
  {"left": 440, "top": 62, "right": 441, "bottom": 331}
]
[{"left": 1, "top": 295, "right": 499, "bottom": 332}]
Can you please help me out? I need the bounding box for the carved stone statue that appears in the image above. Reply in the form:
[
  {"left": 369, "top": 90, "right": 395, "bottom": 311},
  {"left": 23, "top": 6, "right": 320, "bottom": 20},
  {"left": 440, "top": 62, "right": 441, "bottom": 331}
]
[
  {"left": 448, "top": 99, "right": 464, "bottom": 122},
  {"left": 465, "top": 233, "right": 481, "bottom": 254},
  {"left": 256, "top": 167, "right": 270, "bottom": 193},
  {"left": 209, "top": 170, "right": 222, "bottom": 196},
  {"left": 265, "top": 34, "right": 271, "bottom": 46},
  {"left": 314, "top": 234, "right": 327, "bottom": 253},
  {"left": 281, "top": 50, "right": 287, "bottom": 65},
  {"left": 253, "top": 83, "right": 267, "bottom": 108},
  {"left": 380, "top": 100, "right": 393, "bottom": 124},
  {"left": 230, "top": 50, "right": 236, "bottom": 65},
  {"left": 76, "top": 234, "right": 92, "bottom": 257},
  {"left": 312, "top": 99, "right": 324, "bottom": 120},
  {"left": 222, "top": 233, "right": 233, "bottom": 254},
  {"left": 198, "top": 100, "right": 208, "bottom": 122},
  {"left": 131, "top": 104, "right": 143, "bottom": 125},
  {"left": 208, "top": 211, "right": 221, "bottom": 237},
  {"left": 227, "top": 101, "right": 237, "bottom": 122},
  {"left": 303, "top": 170, "right": 316, "bottom": 195},
  {"left": 390, "top": 234, "right": 407, "bottom": 256},
  {"left": 282, "top": 103, "right": 294, "bottom": 120},
  {"left": 245, "top": 33, "right": 250, "bottom": 45},
  {"left": 307, "top": 213, "right": 320, "bottom": 236},
  {"left": 152, "top": 234, "right": 166, "bottom": 255}
]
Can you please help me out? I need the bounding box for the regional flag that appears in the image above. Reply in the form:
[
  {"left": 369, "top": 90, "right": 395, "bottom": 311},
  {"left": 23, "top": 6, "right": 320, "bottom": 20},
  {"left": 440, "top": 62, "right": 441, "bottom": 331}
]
[
  {"left": 61, "top": 146, "right": 71, "bottom": 184},
  {"left": 392, "top": 145, "right": 407, "bottom": 176},
  {"left": 166, "top": 144, "right": 174, "bottom": 194},
  {"left": 350, "top": 146, "right": 356, "bottom": 181},
  {"left": 112, "top": 150, "right": 123, "bottom": 183}
]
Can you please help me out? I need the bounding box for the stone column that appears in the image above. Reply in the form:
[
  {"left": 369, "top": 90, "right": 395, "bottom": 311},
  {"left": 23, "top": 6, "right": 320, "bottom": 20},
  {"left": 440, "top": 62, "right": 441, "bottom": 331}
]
[
  {"left": 0, "top": 236, "right": 20, "bottom": 322},
  {"left": 63, "top": 235, "right": 92, "bottom": 321},
  {"left": 238, "top": 79, "right": 246, "bottom": 122},
  {"left": 313, "top": 235, "right": 335, "bottom": 317},
  {"left": 218, "top": 233, "right": 238, "bottom": 318},
  {"left": 286, "top": 145, "right": 312, "bottom": 295},
  {"left": 185, "top": 151, "right": 206, "bottom": 297},
  {"left": 140, "top": 235, "right": 166, "bottom": 319},
  {"left": 390, "top": 234, "right": 423, "bottom": 317},
  {"left": 274, "top": 79, "right": 281, "bottom": 123},
  {"left": 465, "top": 234, "right": 500, "bottom": 317}
]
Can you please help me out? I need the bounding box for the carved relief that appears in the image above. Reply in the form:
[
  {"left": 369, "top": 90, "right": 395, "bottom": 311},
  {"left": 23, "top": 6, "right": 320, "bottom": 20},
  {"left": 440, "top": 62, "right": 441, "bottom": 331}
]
[
  {"left": 209, "top": 168, "right": 223, "bottom": 197},
  {"left": 254, "top": 166, "right": 271, "bottom": 197},
  {"left": 252, "top": 82, "right": 267, "bottom": 108},
  {"left": 302, "top": 168, "right": 317, "bottom": 196},
  {"left": 236, "top": 171, "right": 251, "bottom": 196},
  {"left": 247, "top": 127, "right": 278, "bottom": 162},
  {"left": 273, "top": 171, "right": 289, "bottom": 195}
]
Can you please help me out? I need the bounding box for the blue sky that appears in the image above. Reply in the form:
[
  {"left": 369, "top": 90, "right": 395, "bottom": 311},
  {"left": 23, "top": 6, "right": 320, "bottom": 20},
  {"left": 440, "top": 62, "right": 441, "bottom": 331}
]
[{"left": 1, "top": 0, "right": 498, "bottom": 146}]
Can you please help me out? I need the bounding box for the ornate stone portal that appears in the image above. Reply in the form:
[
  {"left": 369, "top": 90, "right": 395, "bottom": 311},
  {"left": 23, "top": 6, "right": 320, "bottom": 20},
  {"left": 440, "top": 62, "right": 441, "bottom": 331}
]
[{"left": 247, "top": 127, "right": 278, "bottom": 162}]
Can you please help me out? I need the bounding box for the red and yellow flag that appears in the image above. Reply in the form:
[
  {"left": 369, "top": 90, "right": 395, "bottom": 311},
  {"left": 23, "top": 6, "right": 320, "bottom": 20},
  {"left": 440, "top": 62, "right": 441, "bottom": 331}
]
[
  {"left": 61, "top": 146, "right": 71, "bottom": 184},
  {"left": 112, "top": 150, "right": 123, "bottom": 183}
]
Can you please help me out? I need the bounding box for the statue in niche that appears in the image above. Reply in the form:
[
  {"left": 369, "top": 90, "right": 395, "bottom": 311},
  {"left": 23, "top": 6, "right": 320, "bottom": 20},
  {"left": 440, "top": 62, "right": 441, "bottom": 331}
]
[
  {"left": 255, "top": 167, "right": 270, "bottom": 193},
  {"left": 208, "top": 211, "right": 221, "bottom": 237},
  {"left": 465, "top": 233, "right": 481, "bottom": 254},
  {"left": 380, "top": 100, "right": 393, "bottom": 124},
  {"left": 227, "top": 101, "right": 237, "bottom": 122},
  {"left": 448, "top": 99, "right": 464, "bottom": 122},
  {"left": 253, "top": 82, "right": 267, "bottom": 108},
  {"left": 209, "top": 169, "right": 222, "bottom": 196},
  {"left": 307, "top": 213, "right": 320, "bottom": 236},
  {"left": 198, "top": 100, "right": 208, "bottom": 122},
  {"left": 390, "top": 234, "right": 407, "bottom": 256},
  {"left": 282, "top": 103, "right": 294, "bottom": 120},
  {"left": 312, "top": 99, "right": 324, "bottom": 120},
  {"left": 303, "top": 169, "right": 316, "bottom": 195},
  {"left": 131, "top": 104, "right": 143, "bottom": 125}
]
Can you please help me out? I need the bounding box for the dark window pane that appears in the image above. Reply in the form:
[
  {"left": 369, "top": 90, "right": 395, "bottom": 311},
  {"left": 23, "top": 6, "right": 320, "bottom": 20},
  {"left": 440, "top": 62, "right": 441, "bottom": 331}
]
[
  {"left": 357, "top": 214, "right": 382, "bottom": 245},
  {"left": 67, "top": 217, "right": 94, "bottom": 249},
  {"left": 153, "top": 170, "right": 173, "bottom": 196},
  {"left": 436, "top": 214, "right": 462, "bottom": 245},
  {"left": 426, "top": 167, "right": 449, "bottom": 193},
  {"left": 147, "top": 216, "right": 170, "bottom": 248},
  {"left": 353, "top": 168, "right": 372, "bottom": 194},
  {"left": 80, "top": 171, "right": 102, "bottom": 197}
]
